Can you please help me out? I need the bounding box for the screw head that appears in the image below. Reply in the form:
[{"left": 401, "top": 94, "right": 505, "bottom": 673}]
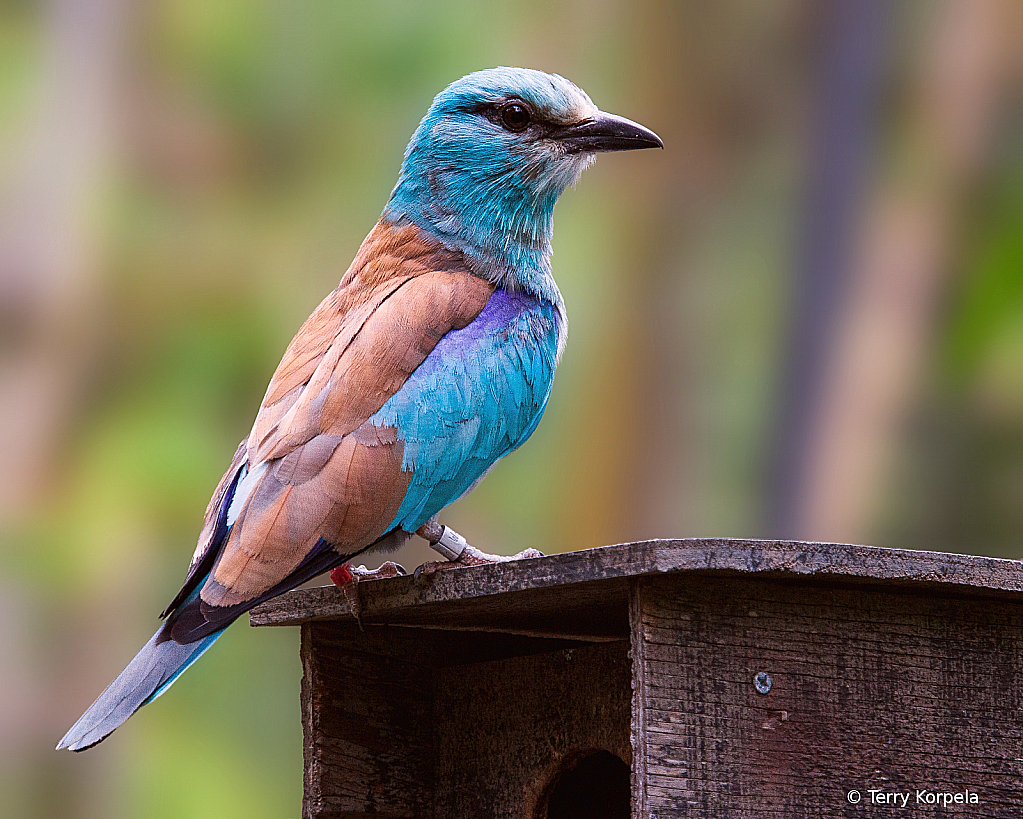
[{"left": 754, "top": 671, "right": 772, "bottom": 694}]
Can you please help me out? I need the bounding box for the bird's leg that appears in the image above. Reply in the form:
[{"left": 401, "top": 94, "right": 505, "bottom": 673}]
[
  {"left": 330, "top": 560, "right": 406, "bottom": 622},
  {"left": 413, "top": 518, "right": 543, "bottom": 578}
]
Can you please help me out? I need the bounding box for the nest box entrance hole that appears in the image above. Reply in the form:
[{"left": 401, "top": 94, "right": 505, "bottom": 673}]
[{"left": 537, "top": 749, "right": 631, "bottom": 819}]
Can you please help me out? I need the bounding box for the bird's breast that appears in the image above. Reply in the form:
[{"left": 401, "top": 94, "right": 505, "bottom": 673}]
[
  {"left": 369, "top": 287, "right": 561, "bottom": 470},
  {"left": 366, "top": 285, "right": 563, "bottom": 531}
]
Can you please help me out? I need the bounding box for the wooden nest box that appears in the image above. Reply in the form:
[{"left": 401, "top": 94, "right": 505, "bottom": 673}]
[{"left": 250, "top": 539, "right": 1023, "bottom": 818}]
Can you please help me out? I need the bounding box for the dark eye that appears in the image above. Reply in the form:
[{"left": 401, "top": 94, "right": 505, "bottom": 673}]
[{"left": 500, "top": 102, "right": 531, "bottom": 132}]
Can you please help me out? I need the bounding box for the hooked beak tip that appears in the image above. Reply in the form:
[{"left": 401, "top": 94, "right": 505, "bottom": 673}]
[{"left": 554, "top": 112, "right": 663, "bottom": 154}]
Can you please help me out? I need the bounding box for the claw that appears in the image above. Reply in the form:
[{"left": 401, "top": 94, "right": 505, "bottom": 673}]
[
  {"left": 352, "top": 561, "right": 407, "bottom": 580},
  {"left": 413, "top": 544, "right": 544, "bottom": 579}
]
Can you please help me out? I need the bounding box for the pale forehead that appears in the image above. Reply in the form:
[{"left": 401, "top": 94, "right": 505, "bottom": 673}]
[{"left": 435, "top": 67, "right": 598, "bottom": 123}]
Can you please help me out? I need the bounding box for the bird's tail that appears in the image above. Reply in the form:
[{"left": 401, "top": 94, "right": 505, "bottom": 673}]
[{"left": 56, "top": 621, "right": 225, "bottom": 751}]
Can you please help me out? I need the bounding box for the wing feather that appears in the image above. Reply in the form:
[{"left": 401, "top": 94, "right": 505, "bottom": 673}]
[{"left": 177, "top": 221, "right": 493, "bottom": 613}]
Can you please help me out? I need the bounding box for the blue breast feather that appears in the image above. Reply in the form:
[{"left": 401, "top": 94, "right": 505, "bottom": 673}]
[{"left": 371, "top": 287, "right": 561, "bottom": 532}]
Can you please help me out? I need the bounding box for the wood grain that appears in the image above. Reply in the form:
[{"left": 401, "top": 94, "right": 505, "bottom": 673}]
[
  {"left": 301, "top": 622, "right": 434, "bottom": 819},
  {"left": 631, "top": 574, "right": 1023, "bottom": 817},
  {"left": 252, "top": 540, "right": 1023, "bottom": 818},
  {"left": 252, "top": 539, "right": 1023, "bottom": 629},
  {"left": 432, "top": 640, "right": 631, "bottom": 819},
  {"left": 299, "top": 621, "right": 631, "bottom": 819}
]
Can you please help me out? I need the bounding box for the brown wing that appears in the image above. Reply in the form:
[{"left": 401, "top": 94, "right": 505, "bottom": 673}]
[{"left": 192, "top": 221, "right": 494, "bottom": 609}]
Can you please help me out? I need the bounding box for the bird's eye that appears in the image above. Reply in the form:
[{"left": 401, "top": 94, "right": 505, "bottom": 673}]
[{"left": 500, "top": 102, "right": 531, "bottom": 133}]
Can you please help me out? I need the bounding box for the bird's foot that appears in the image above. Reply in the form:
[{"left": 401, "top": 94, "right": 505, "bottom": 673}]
[
  {"left": 330, "top": 561, "right": 406, "bottom": 621},
  {"left": 413, "top": 544, "right": 545, "bottom": 578},
  {"left": 413, "top": 520, "right": 542, "bottom": 578}
]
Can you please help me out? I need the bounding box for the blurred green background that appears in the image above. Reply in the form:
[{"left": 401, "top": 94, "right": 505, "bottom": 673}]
[{"left": 1, "top": 0, "right": 1020, "bottom": 816}]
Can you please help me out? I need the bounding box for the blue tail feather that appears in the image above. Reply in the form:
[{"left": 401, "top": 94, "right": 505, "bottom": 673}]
[{"left": 56, "top": 622, "right": 224, "bottom": 752}]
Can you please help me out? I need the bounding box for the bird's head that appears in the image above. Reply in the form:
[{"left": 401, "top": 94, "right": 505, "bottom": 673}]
[{"left": 384, "top": 67, "right": 661, "bottom": 299}]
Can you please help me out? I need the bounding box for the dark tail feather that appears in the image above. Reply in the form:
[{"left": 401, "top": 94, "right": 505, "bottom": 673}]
[
  {"left": 56, "top": 623, "right": 224, "bottom": 751},
  {"left": 56, "top": 528, "right": 403, "bottom": 751}
]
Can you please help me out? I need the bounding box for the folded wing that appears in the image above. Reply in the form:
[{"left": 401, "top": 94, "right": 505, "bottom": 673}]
[{"left": 169, "top": 221, "right": 494, "bottom": 638}]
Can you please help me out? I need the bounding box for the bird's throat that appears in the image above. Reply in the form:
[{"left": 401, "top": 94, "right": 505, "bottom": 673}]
[{"left": 383, "top": 183, "right": 562, "bottom": 306}]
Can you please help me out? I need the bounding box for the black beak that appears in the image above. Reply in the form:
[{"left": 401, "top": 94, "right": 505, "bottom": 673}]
[{"left": 554, "top": 111, "right": 663, "bottom": 154}]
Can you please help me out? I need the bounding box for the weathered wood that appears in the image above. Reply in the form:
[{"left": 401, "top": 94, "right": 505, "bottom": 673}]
[
  {"left": 433, "top": 639, "right": 631, "bottom": 818},
  {"left": 299, "top": 620, "right": 630, "bottom": 819},
  {"left": 631, "top": 574, "right": 1023, "bottom": 817},
  {"left": 251, "top": 540, "right": 1023, "bottom": 630},
  {"left": 252, "top": 540, "right": 1023, "bottom": 818},
  {"left": 301, "top": 623, "right": 434, "bottom": 819}
]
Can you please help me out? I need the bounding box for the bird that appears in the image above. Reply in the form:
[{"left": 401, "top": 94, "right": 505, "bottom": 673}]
[{"left": 57, "top": 66, "right": 661, "bottom": 751}]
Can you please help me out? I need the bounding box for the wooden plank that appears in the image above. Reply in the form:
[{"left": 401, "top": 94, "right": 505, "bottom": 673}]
[
  {"left": 271, "top": 541, "right": 1023, "bottom": 817},
  {"left": 630, "top": 574, "right": 1023, "bottom": 818},
  {"left": 301, "top": 621, "right": 632, "bottom": 818},
  {"left": 432, "top": 640, "right": 632, "bottom": 818},
  {"left": 630, "top": 579, "right": 649, "bottom": 819},
  {"left": 257, "top": 575, "right": 632, "bottom": 642},
  {"left": 251, "top": 540, "right": 1023, "bottom": 632},
  {"left": 300, "top": 622, "right": 434, "bottom": 819},
  {"left": 300, "top": 621, "right": 601, "bottom": 669}
]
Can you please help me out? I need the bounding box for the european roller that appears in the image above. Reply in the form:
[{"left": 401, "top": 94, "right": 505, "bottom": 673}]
[{"left": 58, "top": 67, "right": 661, "bottom": 751}]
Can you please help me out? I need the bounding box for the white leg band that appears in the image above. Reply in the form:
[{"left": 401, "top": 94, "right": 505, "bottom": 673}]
[{"left": 432, "top": 526, "right": 468, "bottom": 561}]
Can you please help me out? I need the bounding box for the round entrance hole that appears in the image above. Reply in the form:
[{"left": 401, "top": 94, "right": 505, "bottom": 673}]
[{"left": 538, "top": 750, "right": 630, "bottom": 819}]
